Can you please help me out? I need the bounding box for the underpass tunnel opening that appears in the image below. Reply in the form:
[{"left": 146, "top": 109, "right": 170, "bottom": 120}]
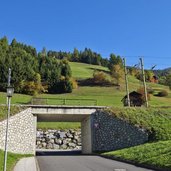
[{"left": 35, "top": 114, "right": 92, "bottom": 154}]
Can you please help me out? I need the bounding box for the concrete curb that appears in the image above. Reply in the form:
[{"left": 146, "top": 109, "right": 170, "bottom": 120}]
[
  {"left": 35, "top": 157, "right": 40, "bottom": 171},
  {"left": 14, "top": 157, "right": 39, "bottom": 171}
]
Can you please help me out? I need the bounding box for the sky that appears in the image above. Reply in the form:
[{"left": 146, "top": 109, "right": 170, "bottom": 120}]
[{"left": 0, "top": 0, "right": 171, "bottom": 69}]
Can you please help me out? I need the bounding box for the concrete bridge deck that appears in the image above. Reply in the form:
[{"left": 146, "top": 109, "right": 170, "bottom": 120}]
[{"left": 30, "top": 105, "right": 108, "bottom": 122}]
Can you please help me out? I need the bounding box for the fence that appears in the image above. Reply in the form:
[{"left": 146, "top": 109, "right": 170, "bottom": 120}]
[{"left": 31, "top": 97, "right": 97, "bottom": 106}]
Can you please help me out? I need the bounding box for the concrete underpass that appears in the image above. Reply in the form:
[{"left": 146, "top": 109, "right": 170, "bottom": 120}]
[{"left": 31, "top": 105, "right": 105, "bottom": 154}]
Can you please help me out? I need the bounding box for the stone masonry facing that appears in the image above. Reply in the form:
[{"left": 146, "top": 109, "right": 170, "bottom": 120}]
[
  {"left": 0, "top": 108, "right": 36, "bottom": 154},
  {"left": 92, "top": 110, "right": 149, "bottom": 152}
]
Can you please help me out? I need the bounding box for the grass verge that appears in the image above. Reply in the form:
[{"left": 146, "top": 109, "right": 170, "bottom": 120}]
[
  {"left": 0, "top": 150, "right": 32, "bottom": 171},
  {"left": 102, "top": 140, "right": 171, "bottom": 170}
]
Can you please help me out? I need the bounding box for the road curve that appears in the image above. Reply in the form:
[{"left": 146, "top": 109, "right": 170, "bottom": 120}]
[{"left": 36, "top": 151, "right": 155, "bottom": 171}]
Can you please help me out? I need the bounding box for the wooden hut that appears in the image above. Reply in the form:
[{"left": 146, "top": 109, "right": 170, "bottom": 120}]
[{"left": 121, "top": 91, "right": 144, "bottom": 107}]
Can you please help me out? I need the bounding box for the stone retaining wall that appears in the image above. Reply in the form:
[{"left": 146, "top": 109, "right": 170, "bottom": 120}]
[
  {"left": 92, "top": 110, "right": 149, "bottom": 152},
  {"left": 36, "top": 129, "right": 81, "bottom": 150},
  {"left": 0, "top": 108, "right": 36, "bottom": 154}
]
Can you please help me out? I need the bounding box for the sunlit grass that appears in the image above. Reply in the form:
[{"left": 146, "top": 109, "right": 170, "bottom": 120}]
[
  {"left": 69, "top": 62, "right": 109, "bottom": 79},
  {"left": 103, "top": 140, "right": 171, "bottom": 170},
  {"left": 0, "top": 150, "right": 32, "bottom": 171},
  {"left": 37, "top": 122, "right": 81, "bottom": 130}
]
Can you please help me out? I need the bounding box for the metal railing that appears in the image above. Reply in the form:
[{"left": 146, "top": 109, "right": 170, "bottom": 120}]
[{"left": 31, "top": 97, "right": 97, "bottom": 106}]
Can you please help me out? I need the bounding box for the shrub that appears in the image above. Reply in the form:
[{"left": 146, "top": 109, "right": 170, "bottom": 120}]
[
  {"left": 71, "top": 78, "right": 78, "bottom": 89},
  {"left": 92, "top": 71, "right": 111, "bottom": 86},
  {"left": 157, "top": 90, "right": 168, "bottom": 97},
  {"left": 63, "top": 79, "right": 73, "bottom": 93},
  {"left": 93, "top": 71, "right": 106, "bottom": 83},
  {"left": 78, "top": 71, "right": 113, "bottom": 87},
  {"left": 147, "top": 88, "right": 154, "bottom": 94},
  {"left": 20, "top": 73, "right": 46, "bottom": 95},
  {"left": 137, "top": 87, "right": 151, "bottom": 101}
]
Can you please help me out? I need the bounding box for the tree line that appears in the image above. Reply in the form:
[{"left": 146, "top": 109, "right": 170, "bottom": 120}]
[{"left": 47, "top": 48, "right": 110, "bottom": 67}]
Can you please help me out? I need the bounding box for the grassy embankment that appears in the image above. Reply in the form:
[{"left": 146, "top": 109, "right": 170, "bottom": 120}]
[
  {"left": 103, "top": 140, "right": 171, "bottom": 170},
  {"left": 102, "top": 108, "right": 171, "bottom": 170},
  {"left": 0, "top": 106, "right": 25, "bottom": 121}
]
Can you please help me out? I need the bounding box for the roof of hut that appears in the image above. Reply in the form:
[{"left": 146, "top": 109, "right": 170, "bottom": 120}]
[{"left": 121, "top": 91, "right": 142, "bottom": 101}]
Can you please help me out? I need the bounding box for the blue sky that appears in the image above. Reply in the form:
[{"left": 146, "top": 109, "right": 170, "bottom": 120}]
[{"left": 0, "top": 0, "right": 171, "bottom": 69}]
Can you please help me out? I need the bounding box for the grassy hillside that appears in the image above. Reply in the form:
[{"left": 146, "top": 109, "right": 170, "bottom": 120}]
[
  {"left": 69, "top": 62, "right": 109, "bottom": 79},
  {"left": 0, "top": 62, "right": 171, "bottom": 107},
  {"left": 40, "top": 62, "right": 171, "bottom": 107}
]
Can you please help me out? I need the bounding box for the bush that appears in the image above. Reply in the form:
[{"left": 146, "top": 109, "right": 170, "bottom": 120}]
[
  {"left": 137, "top": 87, "right": 151, "bottom": 101},
  {"left": 49, "top": 78, "right": 73, "bottom": 94},
  {"left": 20, "top": 73, "right": 46, "bottom": 95},
  {"left": 71, "top": 78, "right": 78, "bottom": 89},
  {"left": 92, "top": 71, "right": 111, "bottom": 86},
  {"left": 63, "top": 79, "right": 73, "bottom": 93},
  {"left": 157, "top": 90, "right": 168, "bottom": 97},
  {"left": 77, "top": 71, "right": 113, "bottom": 87},
  {"left": 147, "top": 88, "right": 154, "bottom": 94}
]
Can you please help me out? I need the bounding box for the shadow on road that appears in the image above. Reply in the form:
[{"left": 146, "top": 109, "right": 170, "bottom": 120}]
[{"left": 36, "top": 150, "right": 82, "bottom": 156}]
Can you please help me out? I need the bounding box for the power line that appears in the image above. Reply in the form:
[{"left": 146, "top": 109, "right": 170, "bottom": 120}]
[{"left": 122, "top": 55, "right": 171, "bottom": 59}]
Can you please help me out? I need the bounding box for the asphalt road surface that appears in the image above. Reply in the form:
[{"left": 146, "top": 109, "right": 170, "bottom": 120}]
[{"left": 36, "top": 151, "right": 155, "bottom": 171}]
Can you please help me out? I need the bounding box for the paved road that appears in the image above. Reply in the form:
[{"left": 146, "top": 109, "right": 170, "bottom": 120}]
[{"left": 36, "top": 151, "right": 155, "bottom": 171}]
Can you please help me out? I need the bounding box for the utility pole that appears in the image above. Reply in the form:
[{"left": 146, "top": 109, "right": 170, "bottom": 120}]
[
  {"left": 123, "top": 58, "right": 130, "bottom": 107},
  {"left": 140, "top": 58, "right": 149, "bottom": 108}
]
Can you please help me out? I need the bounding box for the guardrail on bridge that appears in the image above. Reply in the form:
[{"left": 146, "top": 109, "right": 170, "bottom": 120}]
[{"left": 31, "top": 97, "right": 97, "bottom": 106}]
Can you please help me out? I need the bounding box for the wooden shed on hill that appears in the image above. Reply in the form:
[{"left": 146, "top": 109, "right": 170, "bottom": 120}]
[
  {"left": 150, "top": 75, "right": 158, "bottom": 83},
  {"left": 121, "top": 91, "right": 144, "bottom": 107}
]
